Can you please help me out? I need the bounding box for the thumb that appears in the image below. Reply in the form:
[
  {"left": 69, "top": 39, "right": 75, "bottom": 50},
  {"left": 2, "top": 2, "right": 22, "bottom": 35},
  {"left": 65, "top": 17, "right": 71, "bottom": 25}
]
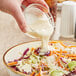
[{"left": 12, "top": 6, "right": 27, "bottom": 32}]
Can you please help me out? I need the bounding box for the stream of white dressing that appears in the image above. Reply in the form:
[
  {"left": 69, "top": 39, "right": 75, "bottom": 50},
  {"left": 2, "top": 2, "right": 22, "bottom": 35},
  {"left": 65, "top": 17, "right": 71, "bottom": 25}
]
[{"left": 24, "top": 8, "right": 54, "bottom": 54}]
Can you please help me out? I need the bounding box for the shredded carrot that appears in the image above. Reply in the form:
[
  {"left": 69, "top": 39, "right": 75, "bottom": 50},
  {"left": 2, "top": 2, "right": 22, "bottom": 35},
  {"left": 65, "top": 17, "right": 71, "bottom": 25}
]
[
  {"left": 49, "top": 51, "right": 52, "bottom": 56},
  {"left": 58, "top": 61, "right": 63, "bottom": 68},
  {"left": 66, "top": 54, "right": 76, "bottom": 57},
  {"left": 56, "top": 53, "right": 60, "bottom": 56},
  {"left": 49, "top": 41, "right": 58, "bottom": 44},
  {"left": 49, "top": 41, "right": 67, "bottom": 48},
  {"left": 55, "top": 52, "right": 76, "bottom": 59},
  {"left": 42, "top": 63, "right": 47, "bottom": 67},
  {"left": 56, "top": 49, "right": 62, "bottom": 62},
  {"left": 55, "top": 49, "right": 66, "bottom": 69},
  {"left": 56, "top": 53, "right": 68, "bottom": 58},
  {"left": 48, "top": 41, "right": 76, "bottom": 68},
  {"left": 49, "top": 50, "right": 67, "bottom": 56},
  {"left": 56, "top": 51, "right": 67, "bottom": 53},
  {"left": 56, "top": 55, "right": 61, "bottom": 62},
  {"left": 30, "top": 72, "right": 35, "bottom": 76},
  {"left": 70, "top": 57, "right": 76, "bottom": 59},
  {"left": 59, "top": 42, "right": 67, "bottom": 48},
  {"left": 56, "top": 54, "right": 61, "bottom": 61},
  {"left": 52, "top": 51, "right": 56, "bottom": 54},
  {"left": 36, "top": 72, "right": 41, "bottom": 76},
  {"left": 31, "top": 48, "right": 35, "bottom": 51},
  {"left": 55, "top": 52, "right": 65, "bottom": 58},
  {"left": 60, "top": 49, "right": 62, "bottom": 54},
  {"left": 68, "top": 46, "right": 76, "bottom": 48},
  {"left": 61, "top": 55, "right": 65, "bottom": 58},
  {"left": 40, "top": 67, "right": 42, "bottom": 71},
  {"left": 62, "top": 55, "right": 68, "bottom": 58},
  {"left": 35, "top": 66, "right": 42, "bottom": 76},
  {"left": 55, "top": 47, "right": 59, "bottom": 49},
  {"left": 7, "top": 62, "right": 17, "bottom": 66},
  {"left": 64, "top": 67, "right": 69, "bottom": 71},
  {"left": 40, "top": 61, "right": 47, "bottom": 67},
  {"left": 39, "top": 72, "right": 41, "bottom": 76}
]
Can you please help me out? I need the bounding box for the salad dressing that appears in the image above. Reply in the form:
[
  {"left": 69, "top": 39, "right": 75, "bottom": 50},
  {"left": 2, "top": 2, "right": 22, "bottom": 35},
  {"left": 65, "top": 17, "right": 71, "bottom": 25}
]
[
  {"left": 25, "top": 8, "right": 54, "bottom": 54},
  {"left": 7, "top": 41, "right": 76, "bottom": 75}
]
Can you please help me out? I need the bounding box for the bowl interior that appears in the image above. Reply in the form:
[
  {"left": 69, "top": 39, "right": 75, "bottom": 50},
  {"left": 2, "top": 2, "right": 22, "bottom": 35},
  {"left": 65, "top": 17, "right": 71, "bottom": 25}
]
[
  {"left": 4, "top": 41, "right": 41, "bottom": 64},
  {"left": 3, "top": 40, "right": 76, "bottom": 75}
]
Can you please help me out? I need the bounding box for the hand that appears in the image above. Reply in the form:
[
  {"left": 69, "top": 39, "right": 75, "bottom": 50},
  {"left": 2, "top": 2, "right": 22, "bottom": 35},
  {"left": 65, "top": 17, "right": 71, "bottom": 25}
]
[{"left": 0, "top": 0, "right": 49, "bottom": 32}]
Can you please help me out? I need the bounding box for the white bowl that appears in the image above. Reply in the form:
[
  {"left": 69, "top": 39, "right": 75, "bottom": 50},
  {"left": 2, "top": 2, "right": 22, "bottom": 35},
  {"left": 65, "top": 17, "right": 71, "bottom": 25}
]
[{"left": 3, "top": 40, "right": 76, "bottom": 76}]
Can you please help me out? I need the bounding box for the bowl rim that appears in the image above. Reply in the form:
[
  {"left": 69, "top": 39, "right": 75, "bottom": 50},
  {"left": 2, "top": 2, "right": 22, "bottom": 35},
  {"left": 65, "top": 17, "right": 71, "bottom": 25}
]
[
  {"left": 3, "top": 40, "right": 76, "bottom": 76},
  {"left": 3, "top": 40, "right": 41, "bottom": 75}
]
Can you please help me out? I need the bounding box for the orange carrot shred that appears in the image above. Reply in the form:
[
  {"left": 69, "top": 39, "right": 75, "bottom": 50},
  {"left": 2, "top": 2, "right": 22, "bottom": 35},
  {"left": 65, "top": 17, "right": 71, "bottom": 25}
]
[
  {"left": 70, "top": 57, "right": 76, "bottom": 59},
  {"left": 7, "top": 62, "right": 17, "bottom": 66},
  {"left": 58, "top": 61, "right": 63, "bottom": 68},
  {"left": 68, "top": 46, "right": 76, "bottom": 48},
  {"left": 49, "top": 41, "right": 67, "bottom": 48},
  {"left": 38, "top": 72, "right": 41, "bottom": 76},
  {"left": 31, "top": 48, "right": 35, "bottom": 51},
  {"left": 60, "top": 49, "right": 62, "bottom": 54},
  {"left": 30, "top": 72, "right": 35, "bottom": 76},
  {"left": 40, "top": 67, "right": 42, "bottom": 71},
  {"left": 56, "top": 49, "right": 62, "bottom": 62},
  {"left": 56, "top": 56, "right": 61, "bottom": 62},
  {"left": 56, "top": 54, "right": 66, "bottom": 58},
  {"left": 36, "top": 72, "right": 41, "bottom": 76},
  {"left": 55, "top": 47, "right": 59, "bottom": 49},
  {"left": 49, "top": 51, "right": 52, "bottom": 56},
  {"left": 64, "top": 67, "right": 69, "bottom": 71},
  {"left": 59, "top": 42, "right": 67, "bottom": 48},
  {"left": 66, "top": 54, "right": 76, "bottom": 57},
  {"left": 56, "top": 53, "right": 60, "bottom": 56},
  {"left": 49, "top": 41, "right": 58, "bottom": 44},
  {"left": 56, "top": 51, "right": 67, "bottom": 53},
  {"left": 52, "top": 51, "right": 56, "bottom": 54}
]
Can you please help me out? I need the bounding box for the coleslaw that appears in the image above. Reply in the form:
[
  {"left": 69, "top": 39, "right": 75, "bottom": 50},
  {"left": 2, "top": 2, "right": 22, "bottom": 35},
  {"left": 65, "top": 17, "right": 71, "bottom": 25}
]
[{"left": 7, "top": 41, "right": 76, "bottom": 76}]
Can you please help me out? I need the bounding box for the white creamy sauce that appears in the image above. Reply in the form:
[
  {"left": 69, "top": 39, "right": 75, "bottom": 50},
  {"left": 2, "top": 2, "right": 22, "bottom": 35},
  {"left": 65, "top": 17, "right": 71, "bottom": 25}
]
[
  {"left": 17, "top": 62, "right": 31, "bottom": 73},
  {"left": 24, "top": 8, "right": 54, "bottom": 54}
]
